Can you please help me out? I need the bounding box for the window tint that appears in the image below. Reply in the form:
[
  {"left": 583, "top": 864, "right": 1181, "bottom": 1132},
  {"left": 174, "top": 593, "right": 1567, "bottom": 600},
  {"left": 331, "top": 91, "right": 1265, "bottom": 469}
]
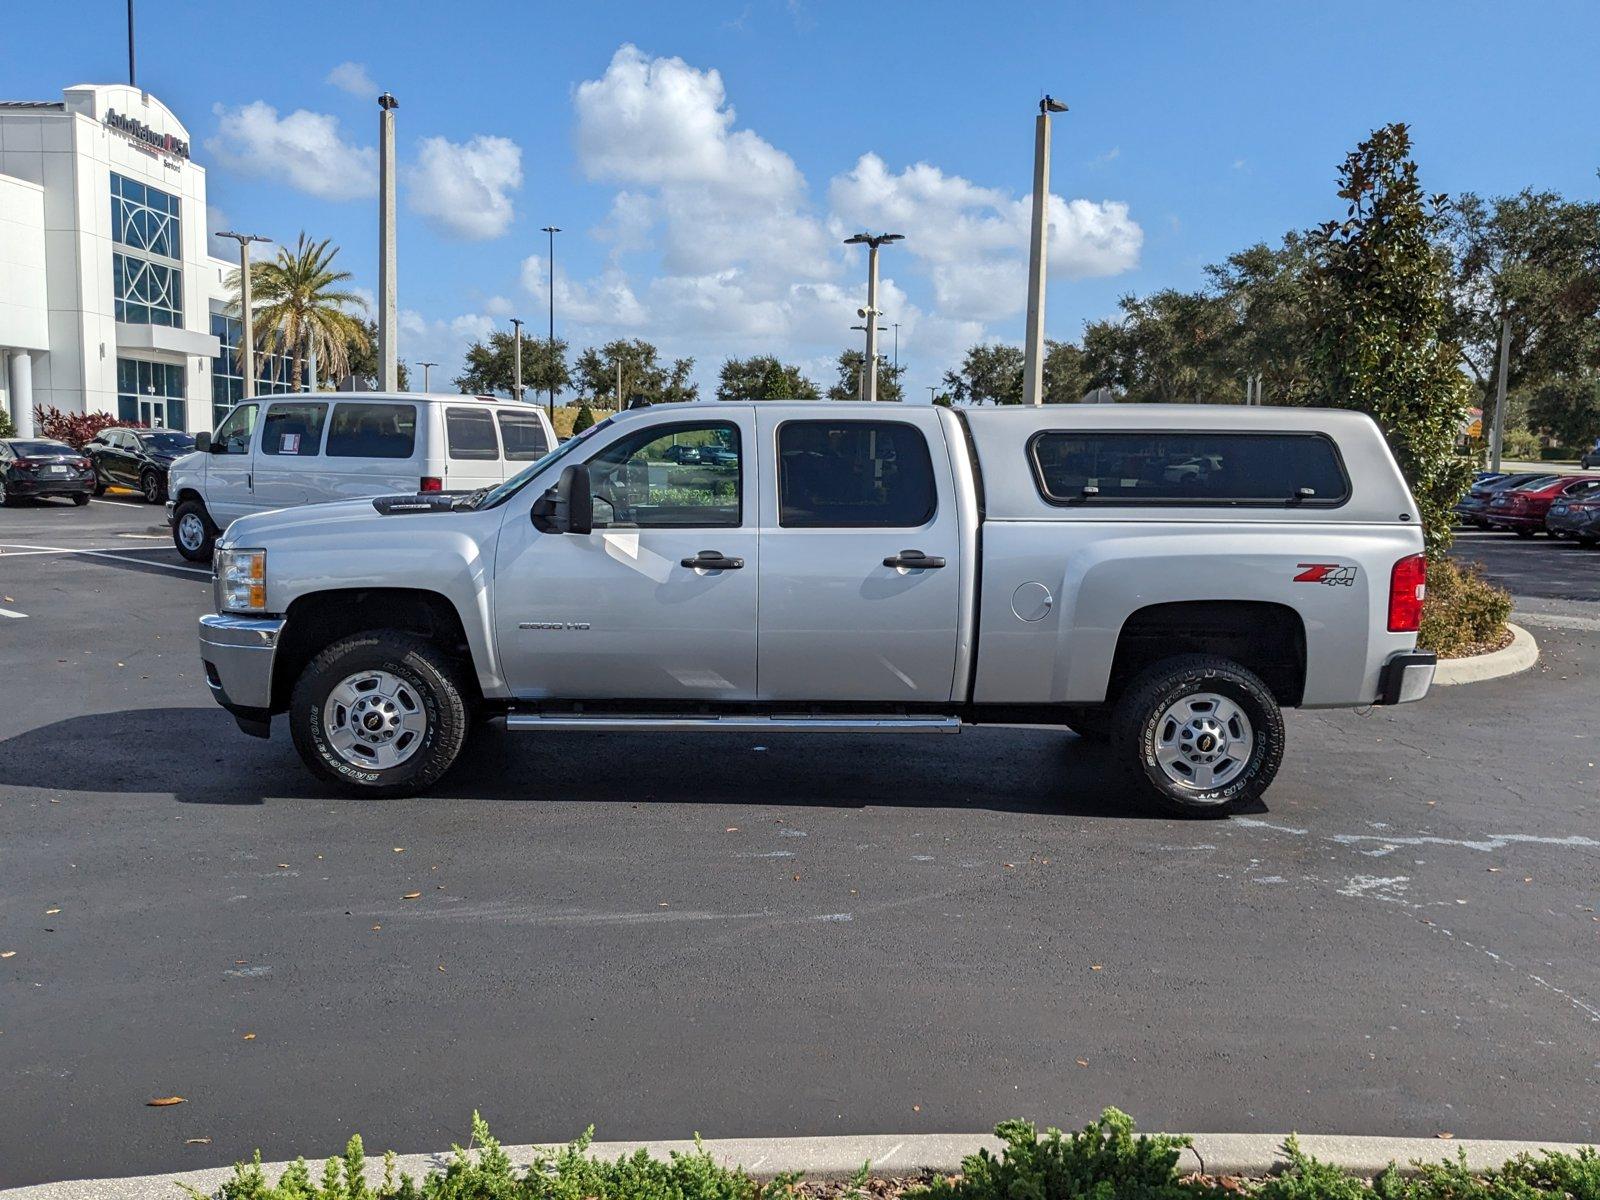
[
  {"left": 141, "top": 432, "right": 194, "bottom": 454},
  {"left": 586, "top": 422, "right": 741, "bottom": 528},
  {"left": 213, "top": 404, "right": 258, "bottom": 455},
  {"left": 497, "top": 411, "right": 550, "bottom": 460},
  {"left": 778, "top": 420, "right": 937, "bottom": 528},
  {"left": 1030, "top": 431, "right": 1349, "bottom": 506},
  {"left": 259, "top": 402, "right": 328, "bottom": 457},
  {"left": 327, "top": 403, "right": 417, "bottom": 459},
  {"left": 446, "top": 407, "right": 499, "bottom": 460}
]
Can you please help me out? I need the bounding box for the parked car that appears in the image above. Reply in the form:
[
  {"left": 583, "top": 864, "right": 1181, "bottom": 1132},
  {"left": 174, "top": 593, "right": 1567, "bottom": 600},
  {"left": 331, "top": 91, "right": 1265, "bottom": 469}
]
[
  {"left": 1485, "top": 474, "right": 1597, "bottom": 536},
  {"left": 197, "top": 401, "right": 1434, "bottom": 816},
  {"left": 0, "top": 438, "right": 95, "bottom": 505},
  {"left": 1543, "top": 480, "right": 1600, "bottom": 544},
  {"left": 1454, "top": 472, "right": 1554, "bottom": 529},
  {"left": 86, "top": 427, "right": 195, "bottom": 503},
  {"left": 166, "top": 393, "right": 558, "bottom": 563},
  {"left": 1580, "top": 443, "right": 1600, "bottom": 469}
]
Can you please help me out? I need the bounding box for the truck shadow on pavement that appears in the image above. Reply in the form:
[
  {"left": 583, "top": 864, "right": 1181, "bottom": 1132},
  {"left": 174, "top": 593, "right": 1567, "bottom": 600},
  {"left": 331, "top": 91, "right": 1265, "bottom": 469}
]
[{"left": 0, "top": 707, "right": 1262, "bottom": 819}]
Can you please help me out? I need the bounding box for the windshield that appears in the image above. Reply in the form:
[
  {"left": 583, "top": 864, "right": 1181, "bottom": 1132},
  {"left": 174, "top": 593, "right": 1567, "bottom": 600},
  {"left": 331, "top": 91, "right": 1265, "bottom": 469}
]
[
  {"left": 140, "top": 432, "right": 195, "bottom": 454},
  {"left": 10, "top": 440, "right": 75, "bottom": 456},
  {"left": 471, "top": 416, "right": 616, "bottom": 510},
  {"left": 1512, "top": 475, "right": 1559, "bottom": 491}
]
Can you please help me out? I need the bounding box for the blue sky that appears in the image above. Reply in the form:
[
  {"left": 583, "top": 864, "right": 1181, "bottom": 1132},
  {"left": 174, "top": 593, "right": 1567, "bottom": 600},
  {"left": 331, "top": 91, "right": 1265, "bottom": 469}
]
[{"left": 11, "top": 0, "right": 1599, "bottom": 399}]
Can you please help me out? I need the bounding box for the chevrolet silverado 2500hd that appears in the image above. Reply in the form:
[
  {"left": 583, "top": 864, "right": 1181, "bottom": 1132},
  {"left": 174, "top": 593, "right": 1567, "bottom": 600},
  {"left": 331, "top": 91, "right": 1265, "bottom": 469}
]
[{"left": 197, "top": 401, "right": 1435, "bottom": 815}]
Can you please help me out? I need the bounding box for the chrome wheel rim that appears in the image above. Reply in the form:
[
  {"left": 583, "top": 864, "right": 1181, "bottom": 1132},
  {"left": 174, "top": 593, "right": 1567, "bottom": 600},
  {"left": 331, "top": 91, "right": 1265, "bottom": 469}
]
[
  {"left": 1152, "top": 691, "right": 1253, "bottom": 794},
  {"left": 176, "top": 512, "right": 206, "bottom": 552},
  {"left": 144, "top": 475, "right": 160, "bottom": 502},
  {"left": 322, "top": 669, "right": 428, "bottom": 771}
]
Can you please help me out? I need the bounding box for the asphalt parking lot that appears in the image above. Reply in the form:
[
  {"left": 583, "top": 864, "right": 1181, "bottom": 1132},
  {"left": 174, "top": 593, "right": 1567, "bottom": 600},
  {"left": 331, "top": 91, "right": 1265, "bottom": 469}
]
[{"left": 3, "top": 499, "right": 1599, "bottom": 1188}]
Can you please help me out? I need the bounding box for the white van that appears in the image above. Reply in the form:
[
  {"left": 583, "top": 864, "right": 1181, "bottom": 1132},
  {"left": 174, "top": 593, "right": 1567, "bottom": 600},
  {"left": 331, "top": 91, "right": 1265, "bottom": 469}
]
[{"left": 166, "top": 392, "right": 557, "bottom": 562}]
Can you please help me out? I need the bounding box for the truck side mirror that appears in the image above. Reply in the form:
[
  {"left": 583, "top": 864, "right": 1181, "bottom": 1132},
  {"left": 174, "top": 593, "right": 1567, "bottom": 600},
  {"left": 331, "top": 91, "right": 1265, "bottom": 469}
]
[
  {"left": 531, "top": 463, "right": 594, "bottom": 535},
  {"left": 194, "top": 431, "right": 212, "bottom": 453}
]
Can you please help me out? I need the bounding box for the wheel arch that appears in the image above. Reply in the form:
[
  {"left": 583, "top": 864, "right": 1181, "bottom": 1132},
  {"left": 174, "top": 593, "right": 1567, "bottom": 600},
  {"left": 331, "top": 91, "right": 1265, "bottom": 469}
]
[
  {"left": 1108, "top": 600, "right": 1307, "bottom": 707},
  {"left": 271, "top": 588, "right": 481, "bottom": 714}
]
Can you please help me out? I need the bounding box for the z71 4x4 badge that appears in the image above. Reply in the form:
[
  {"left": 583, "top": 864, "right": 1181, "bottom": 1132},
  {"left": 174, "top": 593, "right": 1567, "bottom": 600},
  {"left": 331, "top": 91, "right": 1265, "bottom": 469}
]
[{"left": 1294, "top": 563, "right": 1358, "bottom": 586}]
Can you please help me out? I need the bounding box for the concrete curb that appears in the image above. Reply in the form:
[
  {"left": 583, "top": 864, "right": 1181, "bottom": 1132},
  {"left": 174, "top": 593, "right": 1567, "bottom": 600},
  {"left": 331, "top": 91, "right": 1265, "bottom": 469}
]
[
  {"left": 1433, "top": 621, "right": 1538, "bottom": 686},
  {"left": 4, "top": 1131, "right": 1597, "bottom": 1200}
]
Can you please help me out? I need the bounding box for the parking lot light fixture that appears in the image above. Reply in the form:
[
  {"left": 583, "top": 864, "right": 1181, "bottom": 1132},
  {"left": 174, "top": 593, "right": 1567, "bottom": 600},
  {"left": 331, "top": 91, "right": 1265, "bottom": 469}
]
[
  {"left": 215, "top": 231, "right": 271, "bottom": 400},
  {"left": 843, "top": 232, "right": 903, "bottom": 402}
]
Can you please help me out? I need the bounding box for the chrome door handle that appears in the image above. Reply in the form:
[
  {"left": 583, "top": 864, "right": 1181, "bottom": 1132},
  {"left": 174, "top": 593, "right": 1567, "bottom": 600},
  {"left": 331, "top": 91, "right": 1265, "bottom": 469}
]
[
  {"left": 681, "top": 550, "right": 744, "bottom": 570},
  {"left": 883, "top": 549, "right": 946, "bottom": 569}
]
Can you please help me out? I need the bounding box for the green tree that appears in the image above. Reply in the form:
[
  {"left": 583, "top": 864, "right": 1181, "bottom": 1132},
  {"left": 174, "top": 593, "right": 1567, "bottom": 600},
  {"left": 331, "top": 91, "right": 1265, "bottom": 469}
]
[
  {"left": 716, "top": 356, "right": 820, "bottom": 401},
  {"left": 1080, "top": 289, "right": 1238, "bottom": 404},
  {"left": 1304, "top": 123, "right": 1472, "bottom": 557},
  {"left": 827, "top": 349, "right": 905, "bottom": 401},
  {"left": 1042, "top": 339, "right": 1090, "bottom": 403},
  {"left": 454, "top": 331, "right": 569, "bottom": 399},
  {"left": 572, "top": 340, "right": 693, "bottom": 406},
  {"left": 1205, "top": 236, "right": 1317, "bottom": 405},
  {"left": 1446, "top": 189, "right": 1600, "bottom": 433},
  {"left": 572, "top": 402, "right": 597, "bottom": 434},
  {"left": 230, "top": 233, "right": 368, "bottom": 391},
  {"left": 342, "top": 318, "right": 409, "bottom": 391},
  {"left": 942, "top": 344, "right": 1024, "bottom": 404},
  {"left": 1526, "top": 374, "right": 1600, "bottom": 448}
]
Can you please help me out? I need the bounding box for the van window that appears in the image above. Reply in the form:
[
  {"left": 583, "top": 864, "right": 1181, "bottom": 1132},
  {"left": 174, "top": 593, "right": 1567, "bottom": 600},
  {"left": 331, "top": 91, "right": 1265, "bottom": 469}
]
[
  {"left": 212, "top": 404, "right": 258, "bottom": 455},
  {"left": 497, "top": 411, "right": 550, "bottom": 460},
  {"left": 1029, "top": 431, "right": 1350, "bottom": 506},
  {"left": 446, "top": 407, "right": 499, "bottom": 460},
  {"left": 778, "top": 420, "right": 937, "bottom": 528},
  {"left": 259, "top": 402, "right": 328, "bottom": 457},
  {"left": 327, "top": 402, "right": 417, "bottom": 459}
]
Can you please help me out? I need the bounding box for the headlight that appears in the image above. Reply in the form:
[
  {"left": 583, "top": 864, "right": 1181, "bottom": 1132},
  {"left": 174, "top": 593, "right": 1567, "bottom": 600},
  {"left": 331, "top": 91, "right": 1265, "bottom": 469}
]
[{"left": 216, "top": 548, "right": 267, "bottom": 613}]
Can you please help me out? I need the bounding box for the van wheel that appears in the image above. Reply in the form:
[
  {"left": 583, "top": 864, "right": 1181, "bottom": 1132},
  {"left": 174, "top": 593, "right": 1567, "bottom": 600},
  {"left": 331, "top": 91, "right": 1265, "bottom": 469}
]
[
  {"left": 290, "top": 632, "right": 469, "bottom": 798},
  {"left": 1111, "top": 654, "right": 1284, "bottom": 818},
  {"left": 171, "top": 499, "right": 216, "bottom": 563}
]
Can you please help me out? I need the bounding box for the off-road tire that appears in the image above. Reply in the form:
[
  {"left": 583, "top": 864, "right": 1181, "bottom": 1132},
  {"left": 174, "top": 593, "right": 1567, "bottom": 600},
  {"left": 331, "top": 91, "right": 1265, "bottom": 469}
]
[
  {"left": 171, "top": 498, "right": 216, "bottom": 563},
  {"left": 1062, "top": 704, "right": 1114, "bottom": 742},
  {"left": 1111, "top": 654, "right": 1285, "bottom": 818},
  {"left": 290, "top": 632, "right": 469, "bottom": 798}
]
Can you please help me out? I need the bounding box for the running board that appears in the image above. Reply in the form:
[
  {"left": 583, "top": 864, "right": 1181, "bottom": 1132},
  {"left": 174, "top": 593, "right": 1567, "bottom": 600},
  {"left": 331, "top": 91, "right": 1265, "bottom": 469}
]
[{"left": 503, "top": 713, "right": 962, "bottom": 734}]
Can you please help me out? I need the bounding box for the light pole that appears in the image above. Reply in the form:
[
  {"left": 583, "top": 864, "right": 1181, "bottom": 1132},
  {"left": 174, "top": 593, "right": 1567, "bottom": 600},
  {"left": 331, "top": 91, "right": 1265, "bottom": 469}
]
[
  {"left": 892, "top": 322, "right": 900, "bottom": 372},
  {"left": 416, "top": 361, "right": 437, "bottom": 391},
  {"left": 509, "top": 317, "right": 524, "bottom": 402},
  {"left": 541, "top": 225, "right": 560, "bottom": 419},
  {"left": 215, "top": 231, "right": 271, "bottom": 399},
  {"left": 377, "top": 92, "right": 399, "bottom": 392},
  {"left": 1023, "top": 95, "right": 1067, "bottom": 406},
  {"left": 1490, "top": 314, "right": 1512, "bottom": 472},
  {"left": 927, "top": 386, "right": 938, "bottom": 405},
  {"left": 844, "top": 232, "right": 903, "bottom": 401}
]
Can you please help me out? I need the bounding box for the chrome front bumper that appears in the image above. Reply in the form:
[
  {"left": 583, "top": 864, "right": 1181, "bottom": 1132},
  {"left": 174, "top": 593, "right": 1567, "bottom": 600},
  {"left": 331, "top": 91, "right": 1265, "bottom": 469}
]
[{"left": 198, "top": 613, "right": 285, "bottom": 713}]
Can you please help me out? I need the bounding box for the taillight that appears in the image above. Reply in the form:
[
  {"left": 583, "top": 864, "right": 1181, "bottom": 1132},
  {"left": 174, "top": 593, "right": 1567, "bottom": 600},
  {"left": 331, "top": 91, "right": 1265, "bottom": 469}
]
[
  {"left": 76, "top": 458, "right": 91, "bottom": 470},
  {"left": 1388, "top": 554, "right": 1427, "bottom": 632},
  {"left": 419, "top": 476, "right": 443, "bottom": 493},
  {"left": 12, "top": 458, "right": 35, "bottom": 470}
]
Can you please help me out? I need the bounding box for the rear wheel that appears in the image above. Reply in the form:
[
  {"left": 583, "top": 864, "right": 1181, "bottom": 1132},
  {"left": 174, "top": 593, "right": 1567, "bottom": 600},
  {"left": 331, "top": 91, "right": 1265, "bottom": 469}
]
[
  {"left": 1111, "top": 654, "right": 1284, "bottom": 818},
  {"left": 290, "top": 632, "right": 469, "bottom": 797},
  {"left": 92, "top": 467, "right": 108, "bottom": 496},
  {"left": 71, "top": 492, "right": 90, "bottom": 506},
  {"left": 171, "top": 499, "right": 216, "bottom": 563}
]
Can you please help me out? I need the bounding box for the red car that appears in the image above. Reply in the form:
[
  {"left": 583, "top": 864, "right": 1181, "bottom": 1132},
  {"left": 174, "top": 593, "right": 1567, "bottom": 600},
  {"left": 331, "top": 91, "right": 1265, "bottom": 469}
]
[{"left": 1485, "top": 474, "right": 1599, "bottom": 536}]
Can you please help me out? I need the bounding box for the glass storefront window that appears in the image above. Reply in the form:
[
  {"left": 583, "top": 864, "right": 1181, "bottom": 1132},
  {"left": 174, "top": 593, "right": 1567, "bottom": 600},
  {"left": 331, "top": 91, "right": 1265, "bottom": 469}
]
[
  {"left": 114, "top": 252, "right": 182, "bottom": 326},
  {"left": 117, "top": 358, "right": 186, "bottom": 429},
  {"left": 111, "top": 173, "right": 181, "bottom": 260}
]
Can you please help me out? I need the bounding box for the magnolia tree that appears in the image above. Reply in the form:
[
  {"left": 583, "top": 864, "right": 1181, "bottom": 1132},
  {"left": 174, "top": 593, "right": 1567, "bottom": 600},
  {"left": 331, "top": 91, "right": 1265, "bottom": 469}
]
[{"left": 1305, "top": 123, "right": 1473, "bottom": 559}]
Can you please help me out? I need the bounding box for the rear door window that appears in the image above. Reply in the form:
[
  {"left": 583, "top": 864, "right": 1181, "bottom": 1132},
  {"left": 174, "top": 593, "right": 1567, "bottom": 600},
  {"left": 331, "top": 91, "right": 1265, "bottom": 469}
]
[
  {"left": 777, "top": 420, "right": 937, "bottom": 528},
  {"left": 446, "top": 407, "right": 500, "bottom": 460},
  {"left": 1029, "top": 431, "right": 1350, "bottom": 506},
  {"left": 326, "top": 402, "right": 417, "bottom": 459},
  {"left": 259, "top": 402, "right": 328, "bottom": 457},
  {"left": 497, "top": 411, "right": 550, "bottom": 460}
]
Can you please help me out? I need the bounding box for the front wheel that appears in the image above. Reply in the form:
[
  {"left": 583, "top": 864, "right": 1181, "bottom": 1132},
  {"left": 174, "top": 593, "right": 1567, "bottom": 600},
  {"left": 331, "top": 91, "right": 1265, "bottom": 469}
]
[
  {"left": 171, "top": 499, "right": 216, "bottom": 563},
  {"left": 290, "top": 632, "right": 470, "bottom": 797},
  {"left": 1111, "top": 654, "right": 1285, "bottom": 817},
  {"left": 141, "top": 470, "right": 165, "bottom": 504}
]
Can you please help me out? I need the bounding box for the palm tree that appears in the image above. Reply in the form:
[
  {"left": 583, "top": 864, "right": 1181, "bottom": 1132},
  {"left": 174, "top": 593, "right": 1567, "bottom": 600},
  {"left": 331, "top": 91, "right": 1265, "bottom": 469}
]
[{"left": 226, "top": 233, "right": 369, "bottom": 391}]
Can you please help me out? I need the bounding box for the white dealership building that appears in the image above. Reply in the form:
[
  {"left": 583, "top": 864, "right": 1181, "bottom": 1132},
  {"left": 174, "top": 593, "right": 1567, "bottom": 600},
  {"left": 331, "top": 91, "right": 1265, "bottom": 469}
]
[{"left": 0, "top": 83, "right": 298, "bottom": 438}]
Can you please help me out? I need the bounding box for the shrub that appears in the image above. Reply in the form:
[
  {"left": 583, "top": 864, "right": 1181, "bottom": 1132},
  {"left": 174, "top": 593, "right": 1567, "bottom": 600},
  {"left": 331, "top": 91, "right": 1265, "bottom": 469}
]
[
  {"left": 0, "top": 408, "right": 13, "bottom": 439},
  {"left": 1500, "top": 428, "right": 1541, "bottom": 461},
  {"left": 1419, "top": 558, "right": 1512, "bottom": 657},
  {"left": 572, "top": 403, "right": 597, "bottom": 435},
  {"left": 33, "top": 405, "right": 140, "bottom": 450}
]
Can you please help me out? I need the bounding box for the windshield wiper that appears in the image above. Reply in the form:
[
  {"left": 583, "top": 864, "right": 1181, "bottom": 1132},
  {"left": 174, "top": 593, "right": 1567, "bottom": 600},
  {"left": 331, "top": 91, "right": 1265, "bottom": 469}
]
[{"left": 454, "top": 487, "right": 490, "bottom": 511}]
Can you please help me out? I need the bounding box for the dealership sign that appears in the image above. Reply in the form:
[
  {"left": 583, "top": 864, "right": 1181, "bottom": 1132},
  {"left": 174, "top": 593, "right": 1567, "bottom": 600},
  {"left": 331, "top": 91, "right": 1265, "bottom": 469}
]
[{"left": 103, "top": 109, "right": 189, "bottom": 161}]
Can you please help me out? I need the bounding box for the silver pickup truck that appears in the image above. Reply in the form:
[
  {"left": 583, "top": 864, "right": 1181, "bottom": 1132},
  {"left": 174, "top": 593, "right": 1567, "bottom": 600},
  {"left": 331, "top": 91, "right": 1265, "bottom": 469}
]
[{"left": 197, "top": 401, "right": 1435, "bottom": 815}]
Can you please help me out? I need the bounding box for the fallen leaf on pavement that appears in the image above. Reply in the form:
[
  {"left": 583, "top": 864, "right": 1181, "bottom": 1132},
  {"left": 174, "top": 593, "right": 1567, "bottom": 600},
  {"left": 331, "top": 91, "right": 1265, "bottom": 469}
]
[
  {"left": 276, "top": 864, "right": 289, "bottom": 869},
  {"left": 1075, "top": 1058, "right": 1089, "bottom": 1067},
  {"left": 242, "top": 1033, "right": 255, "bottom": 1041},
  {"left": 725, "top": 827, "right": 740, "bottom": 833},
  {"left": 913, "top": 1105, "right": 921, "bottom": 1113},
  {"left": 393, "top": 847, "right": 405, "bottom": 853},
  {"left": 437, "top": 964, "right": 446, "bottom": 972},
  {"left": 792, "top": 874, "right": 802, "bottom": 881},
  {"left": 1436, "top": 1132, "right": 1453, "bottom": 1140},
  {"left": 1487, "top": 867, "right": 1502, "bottom": 873},
  {"left": 371, "top": 924, "right": 381, "bottom": 931},
  {"left": 1090, "top": 964, "right": 1103, "bottom": 971},
  {"left": 45, "top": 908, "right": 61, "bottom": 915},
  {"left": 146, "top": 1097, "right": 186, "bottom": 1107},
  {"left": 185, "top": 1138, "right": 212, "bottom": 1146},
  {"left": 402, "top": 892, "right": 421, "bottom": 900},
  {"left": 0, "top": 951, "right": 15, "bottom": 959}
]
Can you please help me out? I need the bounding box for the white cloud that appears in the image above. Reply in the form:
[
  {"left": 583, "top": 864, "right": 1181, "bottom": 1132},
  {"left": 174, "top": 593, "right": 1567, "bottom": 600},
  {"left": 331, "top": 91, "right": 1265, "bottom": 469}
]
[
  {"left": 407, "top": 134, "right": 523, "bottom": 240},
  {"left": 208, "top": 101, "right": 376, "bottom": 201},
  {"left": 398, "top": 309, "right": 500, "bottom": 386},
  {"left": 828, "top": 153, "right": 1142, "bottom": 320},
  {"left": 326, "top": 61, "right": 378, "bottom": 98}
]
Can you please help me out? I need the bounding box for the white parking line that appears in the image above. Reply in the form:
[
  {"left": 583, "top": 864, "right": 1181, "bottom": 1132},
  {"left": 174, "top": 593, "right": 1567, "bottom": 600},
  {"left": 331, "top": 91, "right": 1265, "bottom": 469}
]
[
  {"left": 0, "top": 606, "right": 26, "bottom": 619},
  {"left": 0, "top": 542, "right": 210, "bottom": 577}
]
